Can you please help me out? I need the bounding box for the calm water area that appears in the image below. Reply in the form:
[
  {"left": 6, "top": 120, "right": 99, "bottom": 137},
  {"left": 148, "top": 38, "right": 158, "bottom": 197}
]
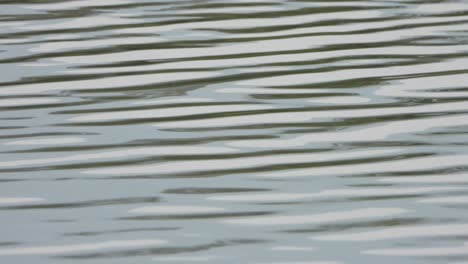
[{"left": 1, "top": 1, "right": 468, "bottom": 263}]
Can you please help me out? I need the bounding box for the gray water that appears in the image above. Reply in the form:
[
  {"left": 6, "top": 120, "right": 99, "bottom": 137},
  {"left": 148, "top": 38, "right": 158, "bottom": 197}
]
[{"left": 1, "top": 0, "right": 468, "bottom": 263}]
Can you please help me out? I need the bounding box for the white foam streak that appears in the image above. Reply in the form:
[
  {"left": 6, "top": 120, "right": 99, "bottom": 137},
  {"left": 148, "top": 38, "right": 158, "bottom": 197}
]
[
  {"left": 0, "top": 146, "right": 237, "bottom": 169},
  {"left": 70, "top": 104, "right": 272, "bottom": 122},
  {"left": 418, "top": 196, "right": 468, "bottom": 205},
  {"left": 208, "top": 187, "right": 461, "bottom": 202},
  {"left": 258, "top": 154, "right": 468, "bottom": 178},
  {"left": 223, "top": 208, "right": 406, "bottom": 226},
  {"left": 129, "top": 206, "right": 225, "bottom": 215},
  {"left": 157, "top": 102, "right": 468, "bottom": 129},
  {"left": 364, "top": 242, "right": 468, "bottom": 256},
  {"left": 230, "top": 114, "right": 468, "bottom": 148},
  {"left": 0, "top": 72, "right": 218, "bottom": 96},
  {"left": 240, "top": 57, "right": 468, "bottom": 86},
  {"left": 0, "top": 240, "right": 167, "bottom": 256},
  {"left": 84, "top": 149, "right": 400, "bottom": 176},
  {"left": 379, "top": 173, "right": 468, "bottom": 183},
  {"left": 0, "top": 197, "right": 44, "bottom": 205},
  {"left": 6, "top": 137, "right": 85, "bottom": 146},
  {"left": 313, "top": 224, "right": 468, "bottom": 241}
]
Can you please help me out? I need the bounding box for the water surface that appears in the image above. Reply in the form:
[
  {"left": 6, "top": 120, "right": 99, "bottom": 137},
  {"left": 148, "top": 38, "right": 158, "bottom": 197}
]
[{"left": 1, "top": 0, "right": 468, "bottom": 263}]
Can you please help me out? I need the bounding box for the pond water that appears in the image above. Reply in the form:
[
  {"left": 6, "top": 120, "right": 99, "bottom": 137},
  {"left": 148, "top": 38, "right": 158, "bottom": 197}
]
[{"left": 1, "top": 0, "right": 468, "bottom": 263}]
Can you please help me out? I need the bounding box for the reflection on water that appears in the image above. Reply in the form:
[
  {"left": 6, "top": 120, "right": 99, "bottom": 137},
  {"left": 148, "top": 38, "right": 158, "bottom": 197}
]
[{"left": 1, "top": 0, "right": 468, "bottom": 263}]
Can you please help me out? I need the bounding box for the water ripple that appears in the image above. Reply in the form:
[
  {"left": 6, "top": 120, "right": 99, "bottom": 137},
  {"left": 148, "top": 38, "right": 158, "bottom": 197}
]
[{"left": 1, "top": 0, "right": 468, "bottom": 263}]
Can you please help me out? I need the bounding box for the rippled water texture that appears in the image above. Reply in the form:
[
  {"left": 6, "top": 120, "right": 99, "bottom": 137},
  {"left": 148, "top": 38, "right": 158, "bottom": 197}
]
[{"left": 1, "top": 0, "right": 468, "bottom": 263}]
